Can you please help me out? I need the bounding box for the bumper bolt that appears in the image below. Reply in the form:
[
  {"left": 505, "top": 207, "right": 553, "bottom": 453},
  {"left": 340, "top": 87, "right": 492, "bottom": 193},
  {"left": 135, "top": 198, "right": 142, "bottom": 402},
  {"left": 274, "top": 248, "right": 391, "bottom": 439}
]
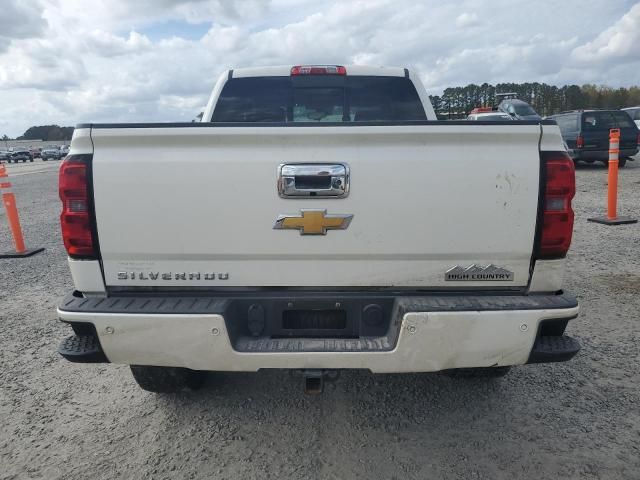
[
  {"left": 520, "top": 324, "right": 528, "bottom": 332},
  {"left": 105, "top": 326, "right": 114, "bottom": 334},
  {"left": 335, "top": 302, "right": 341, "bottom": 308},
  {"left": 407, "top": 325, "right": 417, "bottom": 334},
  {"left": 211, "top": 327, "right": 220, "bottom": 336}
]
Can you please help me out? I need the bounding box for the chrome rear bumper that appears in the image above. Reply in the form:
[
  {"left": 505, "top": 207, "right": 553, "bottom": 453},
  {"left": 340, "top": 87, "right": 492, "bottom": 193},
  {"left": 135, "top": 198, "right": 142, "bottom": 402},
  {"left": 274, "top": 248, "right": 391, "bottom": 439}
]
[{"left": 58, "top": 291, "right": 579, "bottom": 372}]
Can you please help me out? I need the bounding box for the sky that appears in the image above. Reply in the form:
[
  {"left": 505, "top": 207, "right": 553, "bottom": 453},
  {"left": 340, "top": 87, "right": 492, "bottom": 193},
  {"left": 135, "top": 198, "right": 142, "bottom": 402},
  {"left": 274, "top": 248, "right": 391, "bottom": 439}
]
[{"left": 0, "top": 0, "right": 639, "bottom": 137}]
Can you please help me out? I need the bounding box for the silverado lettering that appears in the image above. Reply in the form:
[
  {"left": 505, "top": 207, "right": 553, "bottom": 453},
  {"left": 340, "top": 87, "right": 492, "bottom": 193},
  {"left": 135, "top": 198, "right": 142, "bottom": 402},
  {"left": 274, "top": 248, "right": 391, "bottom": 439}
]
[{"left": 117, "top": 272, "right": 229, "bottom": 280}]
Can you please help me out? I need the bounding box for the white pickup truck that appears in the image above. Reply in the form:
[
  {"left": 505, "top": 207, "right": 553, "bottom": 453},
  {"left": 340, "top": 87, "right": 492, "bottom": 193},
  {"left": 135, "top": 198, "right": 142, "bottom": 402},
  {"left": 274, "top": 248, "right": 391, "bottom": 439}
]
[{"left": 58, "top": 65, "right": 580, "bottom": 394}]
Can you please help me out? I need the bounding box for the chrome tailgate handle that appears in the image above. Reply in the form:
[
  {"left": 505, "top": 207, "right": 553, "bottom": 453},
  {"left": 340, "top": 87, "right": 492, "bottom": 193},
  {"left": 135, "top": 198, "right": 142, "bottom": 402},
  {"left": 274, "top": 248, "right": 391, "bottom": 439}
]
[{"left": 278, "top": 164, "right": 349, "bottom": 198}]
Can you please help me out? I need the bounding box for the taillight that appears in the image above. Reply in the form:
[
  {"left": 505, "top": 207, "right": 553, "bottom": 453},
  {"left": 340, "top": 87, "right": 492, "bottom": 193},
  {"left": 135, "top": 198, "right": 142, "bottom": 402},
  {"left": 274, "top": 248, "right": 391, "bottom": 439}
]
[
  {"left": 59, "top": 156, "right": 95, "bottom": 257},
  {"left": 537, "top": 152, "right": 575, "bottom": 259},
  {"left": 576, "top": 135, "right": 584, "bottom": 148},
  {"left": 637, "top": 132, "right": 640, "bottom": 146},
  {"left": 291, "top": 65, "right": 346, "bottom": 76}
]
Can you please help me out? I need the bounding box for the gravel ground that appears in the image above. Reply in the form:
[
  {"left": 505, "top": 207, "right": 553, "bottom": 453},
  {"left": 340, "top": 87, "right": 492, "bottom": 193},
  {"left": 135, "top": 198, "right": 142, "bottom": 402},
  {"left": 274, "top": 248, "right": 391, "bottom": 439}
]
[{"left": 1, "top": 158, "right": 639, "bottom": 480}]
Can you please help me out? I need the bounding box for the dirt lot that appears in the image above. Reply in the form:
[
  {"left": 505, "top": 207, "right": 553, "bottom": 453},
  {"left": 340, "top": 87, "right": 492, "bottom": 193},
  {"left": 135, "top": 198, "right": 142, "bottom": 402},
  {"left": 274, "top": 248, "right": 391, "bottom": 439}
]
[{"left": 1, "top": 159, "right": 639, "bottom": 480}]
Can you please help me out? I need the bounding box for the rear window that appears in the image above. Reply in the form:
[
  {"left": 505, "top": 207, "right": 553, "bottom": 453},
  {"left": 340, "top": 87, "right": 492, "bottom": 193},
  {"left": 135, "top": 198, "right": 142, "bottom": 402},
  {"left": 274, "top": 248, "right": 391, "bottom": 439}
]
[
  {"left": 612, "top": 111, "right": 634, "bottom": 128},
  {"left": 513, "top": 103, "right": 536, "bottom": 116},
  {"left": 212, "top": 76, "right": 426, "bottom": 122},
  {"left": 554, "top": 114, "right": 579, "bottom": 132},
  {"left": 582, "top": 111, "right": 635, "bottom": 130}
]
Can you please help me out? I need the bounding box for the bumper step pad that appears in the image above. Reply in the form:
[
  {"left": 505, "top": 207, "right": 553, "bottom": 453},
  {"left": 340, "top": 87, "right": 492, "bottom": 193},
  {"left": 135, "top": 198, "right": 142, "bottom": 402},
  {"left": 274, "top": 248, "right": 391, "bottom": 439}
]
[
  {"left": 58, "top": 335, "right": 109, "bottom": 363},
  {"left": 528, "top": 335, "right": 581, "bottom": 364}
]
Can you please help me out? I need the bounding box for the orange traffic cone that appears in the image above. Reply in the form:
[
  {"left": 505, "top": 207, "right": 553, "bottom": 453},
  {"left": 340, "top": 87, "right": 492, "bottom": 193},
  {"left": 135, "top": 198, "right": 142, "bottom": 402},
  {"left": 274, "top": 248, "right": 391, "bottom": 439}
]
[
  {"left": 588, "top": 129, "right": 637, "bottom": 226},
  {"left": 0, "top": 164, "right": 45, "bottom": 258}
]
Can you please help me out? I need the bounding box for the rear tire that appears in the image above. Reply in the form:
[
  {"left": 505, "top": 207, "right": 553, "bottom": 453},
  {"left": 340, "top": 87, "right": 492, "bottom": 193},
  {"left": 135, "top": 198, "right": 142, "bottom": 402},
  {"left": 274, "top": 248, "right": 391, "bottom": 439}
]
[
  {"left": 130, "top": 365, "right": 206, "bottom": 393},
  {"left": 605, "top": 158, "right": 627, "bottom": 168},
  {"left": 443, "top": 366, "right": 511, "bottom": 379}
]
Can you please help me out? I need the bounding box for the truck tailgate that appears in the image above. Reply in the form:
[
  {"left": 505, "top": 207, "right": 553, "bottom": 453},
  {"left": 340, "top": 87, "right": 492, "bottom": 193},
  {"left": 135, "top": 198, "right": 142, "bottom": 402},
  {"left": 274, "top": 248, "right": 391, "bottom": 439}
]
[{"left": 90, "top": 124, "right": 542, "bottom": 288}]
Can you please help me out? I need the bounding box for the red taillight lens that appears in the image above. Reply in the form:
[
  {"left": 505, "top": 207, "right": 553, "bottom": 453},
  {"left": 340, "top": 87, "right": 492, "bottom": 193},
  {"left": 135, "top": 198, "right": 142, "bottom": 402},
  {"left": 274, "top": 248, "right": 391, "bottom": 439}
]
[
  {"left": 576, "top": 135, "right": 584, "bottom": 148},
  {"left": 59, "top": 157, "right": 95, "bottom": 257},
  {"left": 538, "top": 152, "right": 575, "bottom": 259},
  {"left": 291, "top": 65, "right": 346, "bottom": 76},
  {"left": 637, "top": 132, "right": 640, "bottom": 146}
]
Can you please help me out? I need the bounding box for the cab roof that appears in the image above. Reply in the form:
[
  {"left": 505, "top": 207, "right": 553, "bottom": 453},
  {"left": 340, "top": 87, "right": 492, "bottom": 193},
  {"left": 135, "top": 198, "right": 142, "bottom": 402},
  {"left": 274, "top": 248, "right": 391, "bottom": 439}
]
[
  {"left": 230, "top": 65, "right": 408, "bottom": 78},
  {"left": 500, "top": 98, "right": 530, "bottom": 105}
]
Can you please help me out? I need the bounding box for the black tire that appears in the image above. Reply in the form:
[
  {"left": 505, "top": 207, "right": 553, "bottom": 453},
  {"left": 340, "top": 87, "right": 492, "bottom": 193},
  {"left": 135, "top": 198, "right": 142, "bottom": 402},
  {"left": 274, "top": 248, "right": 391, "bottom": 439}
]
[
  {"left": 443, "top": 366, "right": 511, "bottom": 379},
  {"left": 605, "top": 158, "right": 627, "bottom": 168},
  {"left": 130, "top": 365, "right": 206, "bottom": 393}
]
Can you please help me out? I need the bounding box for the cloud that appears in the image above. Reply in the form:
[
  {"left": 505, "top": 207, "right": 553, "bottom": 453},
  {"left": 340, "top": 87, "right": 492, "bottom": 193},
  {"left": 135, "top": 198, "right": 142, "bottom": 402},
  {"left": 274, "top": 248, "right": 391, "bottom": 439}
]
[
  {"left": 0, "top": 0, "right": 639, "bottom": 137},
  {"left": 455, "top": 12, "right": 479, "bottom": 28},
  {"left": 0, "top": 38, "right": 87, "bottom": 91},
  {"left": 83, "top": 31, "right": 152, "bottom": 57},
  {"left": 571, "top": 3, "right": 640, "bottom": 65},
  {"left": 0, "top": 0, "right": 48, "bottom": 53},
  {"left": 39, "top": 0, "right": 268, "bottom": 32}
]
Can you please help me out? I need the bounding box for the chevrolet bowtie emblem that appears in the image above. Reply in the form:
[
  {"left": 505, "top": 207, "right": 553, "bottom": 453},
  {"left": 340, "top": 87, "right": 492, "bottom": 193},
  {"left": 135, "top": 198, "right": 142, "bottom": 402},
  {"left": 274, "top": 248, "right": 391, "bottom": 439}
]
[{"left": 274, "top": 209, "right": 353, "bottom": 235}]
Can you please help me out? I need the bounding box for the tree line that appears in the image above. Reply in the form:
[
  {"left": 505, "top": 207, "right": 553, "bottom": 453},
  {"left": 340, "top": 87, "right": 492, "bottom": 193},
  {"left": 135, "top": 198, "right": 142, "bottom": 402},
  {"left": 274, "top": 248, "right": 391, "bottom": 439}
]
[
  {"left": 429, "top": 83, "right": 640, "bottom": 119},
  {"left": 3, "top": 84, "right": 640, "bottom": 139},
  {"left": 2, "top": 125, "right": 74, "bottom": 142}
]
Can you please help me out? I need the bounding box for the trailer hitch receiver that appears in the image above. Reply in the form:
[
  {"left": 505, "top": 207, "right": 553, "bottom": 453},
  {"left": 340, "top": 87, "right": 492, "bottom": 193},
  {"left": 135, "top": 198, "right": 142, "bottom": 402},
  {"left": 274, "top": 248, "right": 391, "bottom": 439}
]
[{"left": 300, "top": 369, "right": 340, "bottom": 395}]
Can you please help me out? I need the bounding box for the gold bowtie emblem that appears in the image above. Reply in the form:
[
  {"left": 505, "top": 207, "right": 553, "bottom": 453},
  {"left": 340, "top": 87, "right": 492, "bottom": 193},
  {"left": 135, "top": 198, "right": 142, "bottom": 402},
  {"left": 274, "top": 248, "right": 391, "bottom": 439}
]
[{"left": 274, "top": 209, "right": 353, "bottom": 235}]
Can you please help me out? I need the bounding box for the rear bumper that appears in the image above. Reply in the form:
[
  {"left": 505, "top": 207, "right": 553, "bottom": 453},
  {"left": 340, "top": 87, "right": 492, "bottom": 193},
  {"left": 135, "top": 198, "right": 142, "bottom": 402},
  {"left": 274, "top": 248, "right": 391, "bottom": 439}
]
[
  {"left": 570, "top": 148, "right": 638, "bottom": 161},
  {"left": 57, "top": 291, "right": 579, "bottom": 373}
]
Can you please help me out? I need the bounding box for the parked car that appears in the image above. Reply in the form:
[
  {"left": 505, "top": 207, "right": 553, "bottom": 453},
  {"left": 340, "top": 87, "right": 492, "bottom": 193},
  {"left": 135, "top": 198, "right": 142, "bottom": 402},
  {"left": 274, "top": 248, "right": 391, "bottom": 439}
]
[
  {"left": 9, "top": 150, "right": 33, "bottom": 163},
  {"left": 41, "top": 148, "right": 64, "bottom": 161},
  {"left": 30, "top": 148, "right": 42, "bottom": 159},
  {"left": 548, "top": 110, "right": 639, "bottom": 168},
  {"left": 621, "top": 107, "right": 640, "bottom": 128},
  {"left": 467, "top": 112, "right": 513, "bottom": 121},
  {"left": 55, "top": 64, "right": 580, "bottom": 393},
  {"left": 498, "top": 98, "right": 542, "bottom": 120},
  {"left": 0, "top": 151, "right": 10, "bottom": 163}
]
